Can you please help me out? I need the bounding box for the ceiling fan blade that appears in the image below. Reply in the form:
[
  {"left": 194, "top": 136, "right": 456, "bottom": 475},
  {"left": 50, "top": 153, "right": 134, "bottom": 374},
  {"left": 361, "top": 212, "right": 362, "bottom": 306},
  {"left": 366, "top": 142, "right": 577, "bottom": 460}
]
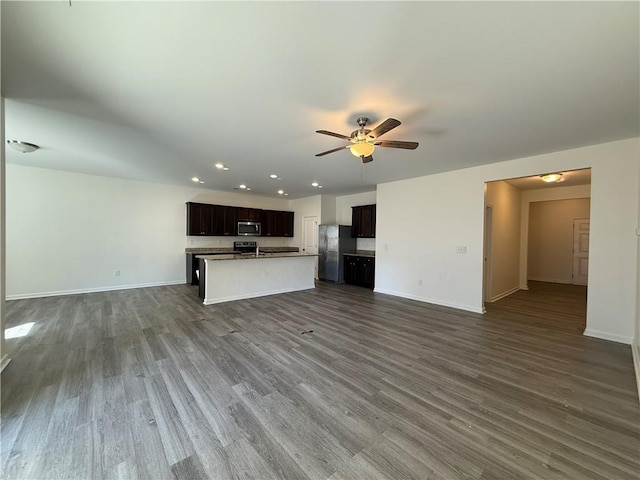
[
  {"left": 374, "top": 140, "right": 419, "bottom": 150},
  {"left": 315, "top": 144, "right": 351, "bottom": 157},
  {"left": 367, "top": 118, "right": 401, "bottom": 139},
  {"left": 316, "top": 130, "right": 351, "bottom": 140},
  {"left": 361, "top": 155, "right": 374, "bottom": 164}
]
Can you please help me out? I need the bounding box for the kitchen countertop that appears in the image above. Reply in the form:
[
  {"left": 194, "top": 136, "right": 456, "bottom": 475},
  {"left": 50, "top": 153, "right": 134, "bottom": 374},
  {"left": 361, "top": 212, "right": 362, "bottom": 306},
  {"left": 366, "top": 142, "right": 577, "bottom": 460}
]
[
  {"left": 197, "top": 252, "right": 317, "bottom": 261},
  {"left": 186, "top": 247, "right": 238, "bottom": 254},
  {"left": 343, "top": 251, "right": 376, "bottom": 258},
  {"left": 186, "top": 246, "right": 299, "bottom": 254}
]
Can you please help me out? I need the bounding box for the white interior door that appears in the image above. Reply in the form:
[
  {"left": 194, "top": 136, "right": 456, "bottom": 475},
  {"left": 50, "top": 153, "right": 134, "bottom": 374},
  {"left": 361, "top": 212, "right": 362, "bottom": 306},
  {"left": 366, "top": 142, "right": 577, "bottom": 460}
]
[
  {"left": 303, "top": 216, "right": 318, "bottom": 278},
  {"left": 572, "top": 218, "right": 590, "bottom": 286}
]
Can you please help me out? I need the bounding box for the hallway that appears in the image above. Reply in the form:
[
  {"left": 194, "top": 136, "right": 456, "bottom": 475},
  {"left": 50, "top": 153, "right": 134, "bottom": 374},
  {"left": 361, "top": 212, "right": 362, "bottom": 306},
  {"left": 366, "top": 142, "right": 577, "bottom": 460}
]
[{"left": 484, "top": 281, "right": 587, "bottom": 335}]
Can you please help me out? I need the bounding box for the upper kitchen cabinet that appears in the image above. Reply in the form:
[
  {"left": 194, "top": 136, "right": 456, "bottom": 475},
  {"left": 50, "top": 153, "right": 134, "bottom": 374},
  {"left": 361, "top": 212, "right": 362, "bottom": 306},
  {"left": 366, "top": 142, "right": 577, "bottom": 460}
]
[
  {"left": 187, "top": 202, "right": 214, "bottom": 236},
  {"left": 262, "top": 210, "right": 294, "bottom": 237},
  {"left": 237, "top": 207, "right": 262, "bottom": 222},
  {"left": 187, "top": 202, "right": 292, "bottom": 237},
  {"left": 351, "top": 204, "right": 376, "bottom": 238},
  {"left": 213, "top": 205, "right": 237, "bottom": 236},
  {"left": 187, "top": 202, "right": 237, "bottom": 236}
]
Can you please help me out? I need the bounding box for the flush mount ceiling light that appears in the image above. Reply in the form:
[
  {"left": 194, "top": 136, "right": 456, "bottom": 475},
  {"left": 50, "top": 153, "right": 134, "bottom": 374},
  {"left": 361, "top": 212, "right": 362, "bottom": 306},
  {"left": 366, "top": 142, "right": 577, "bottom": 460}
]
[
  {"left": 311, "top": 182, "right": 323, "bottom": 188},
  {"left": 191, "top": 176, "right": 202, "bottom": 183},
  {"left": 239, "top": 184, "right": 247, "bottom": 189},
  {"left": 540, "top": 173, "right": 563, "bottom": 183},
  {"left": 214, "top": 163, "right": 230, "bottom": 171},
  {"left": 7, "top": 140, "right": 39, "bottom": 153},
  {"left": 277, "top": 189, "right": 284, "bottom": 195},
  {"left": 269, "top": 174, "right": 280, "bottom": 179}
]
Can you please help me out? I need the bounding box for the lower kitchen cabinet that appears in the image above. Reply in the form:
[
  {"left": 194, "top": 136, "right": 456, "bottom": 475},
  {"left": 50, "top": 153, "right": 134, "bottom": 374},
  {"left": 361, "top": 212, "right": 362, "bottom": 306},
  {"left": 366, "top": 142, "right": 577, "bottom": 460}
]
[{"left": 343, "top": 255, "right": 375, "bottom": 289}]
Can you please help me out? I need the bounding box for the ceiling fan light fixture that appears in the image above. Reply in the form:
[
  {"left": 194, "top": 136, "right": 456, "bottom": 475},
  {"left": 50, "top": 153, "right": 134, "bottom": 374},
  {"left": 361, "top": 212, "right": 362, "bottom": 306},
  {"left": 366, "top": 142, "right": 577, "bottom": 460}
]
[
  {"left": 349, "top": 142, "right": 375, "bottom": 158},
  {"left": 540, "top": 173, "right": 563, "bottom": 183},
  {"left": 7, "top": 140, "right": 39, "bottom": 153}
]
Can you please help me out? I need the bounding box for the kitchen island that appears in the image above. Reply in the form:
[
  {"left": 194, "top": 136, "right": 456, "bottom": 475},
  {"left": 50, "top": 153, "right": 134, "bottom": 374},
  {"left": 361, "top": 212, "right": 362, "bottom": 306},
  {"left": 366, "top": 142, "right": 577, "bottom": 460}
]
[{"left": 196, "top": 252, "right": 318, "bottom": 305}]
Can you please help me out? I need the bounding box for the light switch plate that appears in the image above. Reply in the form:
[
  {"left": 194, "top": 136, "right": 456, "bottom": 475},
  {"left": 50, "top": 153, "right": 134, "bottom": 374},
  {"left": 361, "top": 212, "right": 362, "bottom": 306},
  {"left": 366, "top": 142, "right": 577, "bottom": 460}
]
[{"left": 456, "top": 246, "right": 468, "bottom": 254}]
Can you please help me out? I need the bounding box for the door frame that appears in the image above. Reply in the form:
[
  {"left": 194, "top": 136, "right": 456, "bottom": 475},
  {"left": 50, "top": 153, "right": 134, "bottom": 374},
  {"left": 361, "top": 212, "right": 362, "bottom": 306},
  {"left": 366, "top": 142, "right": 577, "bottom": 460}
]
[{"left": 483, "top": 204, "right": 493, "bottom": 309}]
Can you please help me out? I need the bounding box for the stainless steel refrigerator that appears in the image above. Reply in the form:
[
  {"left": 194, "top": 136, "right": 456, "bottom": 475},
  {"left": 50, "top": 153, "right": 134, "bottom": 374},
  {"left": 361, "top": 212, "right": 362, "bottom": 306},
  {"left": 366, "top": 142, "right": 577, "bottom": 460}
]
[{"left": 318, "top": 224, "right": 356, "bottom": 283}]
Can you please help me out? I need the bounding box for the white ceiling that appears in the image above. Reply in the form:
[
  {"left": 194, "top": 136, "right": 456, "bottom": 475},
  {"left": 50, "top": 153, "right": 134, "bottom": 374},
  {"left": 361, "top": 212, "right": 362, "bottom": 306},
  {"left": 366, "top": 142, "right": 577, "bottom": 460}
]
[
  {"left": 504, "top": 168, "right": 591, "bottom": 191},
  {"left": 2, "top": 1, "right": 638, "bottom": 199}
]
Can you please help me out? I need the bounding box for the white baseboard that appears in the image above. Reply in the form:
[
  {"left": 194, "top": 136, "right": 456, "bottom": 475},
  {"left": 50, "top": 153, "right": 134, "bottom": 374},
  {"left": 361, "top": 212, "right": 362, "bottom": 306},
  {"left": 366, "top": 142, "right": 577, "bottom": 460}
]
[
  {"left": 6, "top": 280, "right": 185, "bottom": 301},
  {"left": 491, "top": 286, "right": 520, "bottom": 303},
  {"left": 583, "top": 328, "right": 633, "bottom": 345},
  {"left": 373, "top": 288, "right": 484, "bottom": 314},
  {"left": 528, "top": 276, "right": 572, "bottom": 284},
  {"left": 519, "top": 284, "right": 529, "bottom": 291},
  {"left": 1, "top": 354, "right": 11, "bottom": 373},
  {"left": 632, "top": 343, "right": 640, "bottom": 404}
]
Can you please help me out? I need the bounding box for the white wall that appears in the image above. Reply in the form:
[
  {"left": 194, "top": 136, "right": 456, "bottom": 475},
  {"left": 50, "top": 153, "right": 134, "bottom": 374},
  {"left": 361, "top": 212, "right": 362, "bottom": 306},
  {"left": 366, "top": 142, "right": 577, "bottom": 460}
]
[
  {"left": 634, "top": 162, "right": 640, "bottom": 395},
  {"left": 485, "top": 181, "right": 521, "bottom": 301},
  {"left": 519, "top": 184, "right": 591, "bottom": 288},
  {"left": 528, "top": 198, "right": 591, "bottom": 284},
  {"left": 320, "top": 195, "right": 336, "bottom": 224},
  {"left": 6, "top": 165, "right": 291, "bottom": 298},
  {"left": 376, "top": 138, "right": 640, "bottom": 344},
  {"left": 1, "top": 92, "right": 8, "bottom": 369}
]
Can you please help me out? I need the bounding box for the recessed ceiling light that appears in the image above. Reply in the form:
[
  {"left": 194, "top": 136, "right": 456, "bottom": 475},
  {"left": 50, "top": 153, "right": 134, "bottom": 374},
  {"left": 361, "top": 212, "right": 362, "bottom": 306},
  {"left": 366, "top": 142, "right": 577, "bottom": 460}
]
[
  {"left": 199, "top": 181, "right": 205, "bottom": 184},
  {"left": 239, "top": 184, "right": 247, "bottom": 189},
  {"left": 311, "top": 182, "right": 319, "bottom": 187},
  {"left": 270, "top": 174, "right": 280, "bottom": 179},
  {"left": 277, "top": 190, "right": 284, "bottom": 195},
  {"left": 318, "top": 185, "right": 323, "bottom": 189},
  {"left": 222, "top": 167, "right": 229, "bottom": 171},
  {"left": 191, "top": 177, "right": 200, "bottom": 182},
  {"left": 246, "top": 187, "right": 251, "bottom": 191},
  {"left": 284, "top": 193, "right": 289, "bottom": 196},
  {"left": 214, "top": 163, "right": 224, "bottom": 169}
]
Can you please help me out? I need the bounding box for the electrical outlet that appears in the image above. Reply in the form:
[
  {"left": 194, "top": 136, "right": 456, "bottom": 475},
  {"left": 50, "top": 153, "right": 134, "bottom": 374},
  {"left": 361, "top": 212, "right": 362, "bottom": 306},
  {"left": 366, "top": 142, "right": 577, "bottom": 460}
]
[
  {"left": 456, "top": 246, "right": 468, "bottom": 254},
  {"left": 114, "top": 270, "right": 121, "bottom": 277}
]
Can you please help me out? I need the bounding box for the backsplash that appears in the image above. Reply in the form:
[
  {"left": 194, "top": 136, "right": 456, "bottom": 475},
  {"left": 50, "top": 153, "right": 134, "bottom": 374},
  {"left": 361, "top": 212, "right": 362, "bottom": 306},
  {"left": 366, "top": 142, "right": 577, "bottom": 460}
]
[
  {"left": 187, "top": 236, "right": 296, "bottom": 249},
  {"left": 356, "top": 237, "right": 376, "bottom": 251}
]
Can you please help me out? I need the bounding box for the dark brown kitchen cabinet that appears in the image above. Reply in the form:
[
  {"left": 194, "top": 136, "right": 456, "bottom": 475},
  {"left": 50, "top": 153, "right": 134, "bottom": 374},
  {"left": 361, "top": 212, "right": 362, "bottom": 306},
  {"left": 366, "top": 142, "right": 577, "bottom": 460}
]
[
  {"left": 187, "top": 202, "right": 236, "bottom": 236},
  {"left": 187, "top": 202, "right": 293, "bottom": 237},
  {"left": 213, "top": 205, "right": 237, "bottom": 236},
  {"left": 187, "top": 202, "right": 215, "bottom": 236},
  {"left": 344, "top": 254, "right": 375, "bottom": 289},
  {"left": 351, "top": 204, "right": 376, "bottom": 238},
  {"left": 262, "top": 210, "right": 294, "bottom": 237},
  {"left": 282, "top": 211, "right": 294, "bottom": 237},
  {"left": 237, "top": 207, "right": 262, "bottom": 222}
]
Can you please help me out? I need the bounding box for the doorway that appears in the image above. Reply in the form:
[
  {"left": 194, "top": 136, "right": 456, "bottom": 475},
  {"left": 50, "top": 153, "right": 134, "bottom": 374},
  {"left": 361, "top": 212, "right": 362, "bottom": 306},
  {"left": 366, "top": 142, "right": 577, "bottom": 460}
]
[
  {"left": 483, "top": 168, "right": 591, "bottom": 335},
  {"left": 572, "top": 218, "right": 590, "bottom": 286},
  {"left": 302, "top": 216, "right": 318, "bottom": 278}
]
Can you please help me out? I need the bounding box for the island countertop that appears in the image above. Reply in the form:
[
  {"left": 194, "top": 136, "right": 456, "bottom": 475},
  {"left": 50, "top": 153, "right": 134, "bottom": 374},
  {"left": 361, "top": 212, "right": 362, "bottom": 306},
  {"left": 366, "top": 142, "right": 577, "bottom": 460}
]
[{"left": 196, "top": 252, "right": 319, "bottom": 261}]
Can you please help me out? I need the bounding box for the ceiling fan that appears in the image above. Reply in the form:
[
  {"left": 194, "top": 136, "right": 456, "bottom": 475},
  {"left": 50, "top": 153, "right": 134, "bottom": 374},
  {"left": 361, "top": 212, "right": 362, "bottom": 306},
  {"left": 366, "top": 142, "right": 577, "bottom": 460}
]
[{"left": 315, "top": 116, "right": 419, "bottom": 163}]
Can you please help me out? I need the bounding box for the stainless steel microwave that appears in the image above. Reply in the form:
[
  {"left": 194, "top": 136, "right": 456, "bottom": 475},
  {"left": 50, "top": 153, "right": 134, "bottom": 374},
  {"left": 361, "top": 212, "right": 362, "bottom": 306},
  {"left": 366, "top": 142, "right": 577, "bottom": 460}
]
[{"left": 237, "top": 221, "right": 261, "bottom": 236}]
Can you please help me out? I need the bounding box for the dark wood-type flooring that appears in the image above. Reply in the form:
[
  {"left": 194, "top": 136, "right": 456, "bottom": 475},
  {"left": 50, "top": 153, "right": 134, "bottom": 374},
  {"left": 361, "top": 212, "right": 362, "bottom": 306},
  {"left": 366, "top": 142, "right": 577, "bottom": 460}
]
[
  {"left": 2, "top": 281, "right": 638, "bottom": 479},
  {"left": 486, "top": 280, "right": 588, "bottom": 335}
]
